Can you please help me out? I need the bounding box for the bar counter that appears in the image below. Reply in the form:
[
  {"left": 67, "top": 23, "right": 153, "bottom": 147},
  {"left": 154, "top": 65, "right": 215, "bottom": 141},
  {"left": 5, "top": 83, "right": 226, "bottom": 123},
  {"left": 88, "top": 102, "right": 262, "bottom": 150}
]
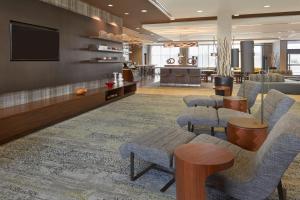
[{"left": 159, "top": 66, "right": 201, "bottom": 85}]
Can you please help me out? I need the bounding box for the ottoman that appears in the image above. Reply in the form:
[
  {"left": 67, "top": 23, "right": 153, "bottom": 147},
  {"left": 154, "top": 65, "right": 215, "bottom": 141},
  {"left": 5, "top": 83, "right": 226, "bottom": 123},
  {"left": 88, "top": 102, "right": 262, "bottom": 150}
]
[
  {"left": 176, "top": 107, "right": 219, "bottom": 134},
  {"left": 119, "top": 127, "right": 196, "bottom": 192},
  {"left": 183, "top": 95, "right": 217, "bottom": 107}
]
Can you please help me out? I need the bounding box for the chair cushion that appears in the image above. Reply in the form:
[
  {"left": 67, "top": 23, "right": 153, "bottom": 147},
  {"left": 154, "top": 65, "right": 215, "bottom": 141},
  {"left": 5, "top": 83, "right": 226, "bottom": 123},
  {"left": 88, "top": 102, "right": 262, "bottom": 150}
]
[
  {"left": 210, "top": 95, "right": 224, "bottom": 107},
  {"left": 253, "top": 89, "right": 295, "bottom": 132},
  {"left": 119, "top": 127, "right": 196, "bottom": 169},
  {"left": 218, "top": 108, "right": 254, "bottom": 127},
  {"left": 177, "top": 107, "right": 219, "bottom": 127},
  {"left": 183, "top": 95, "right": 217, "bottom": 107},
  {"left": 236, "top": 81, "right": 261, "bottom": 109}
]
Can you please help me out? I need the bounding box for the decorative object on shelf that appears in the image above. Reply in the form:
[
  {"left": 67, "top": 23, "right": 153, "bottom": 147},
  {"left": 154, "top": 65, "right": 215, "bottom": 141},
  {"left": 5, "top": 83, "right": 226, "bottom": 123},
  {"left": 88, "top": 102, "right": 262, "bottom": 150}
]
[
  {"left": 95, "top": 57, "right": 118, "bottom": 61},
  {"left": 75, "top": 88, "right": 88, "bottom": 96},
  {"left": 215, "top": 37, "right": 234, "bottom": 95},
  {"left": 178, "top": 57, "right": 186, "bottom": 65},
  {"left": 87, "top": 44, "right": 123, "bottom": 52},
  {"left": 113, "top": 72, "right": 119, "bottom": 83},
  {"left": 105, "top": 81, "right": 115, "bottom": 89},
  {"left": 118, "top": 73, "right": 124, "bottom": 82},
  {"left": 187, "top": 57, "right": 197, "bottom": 65},
  {"left": 167, "top": 58, "right": 175, "bottom": 64},
  {"left": 87, "top": 36, "right": 123, "bottom": 43}
]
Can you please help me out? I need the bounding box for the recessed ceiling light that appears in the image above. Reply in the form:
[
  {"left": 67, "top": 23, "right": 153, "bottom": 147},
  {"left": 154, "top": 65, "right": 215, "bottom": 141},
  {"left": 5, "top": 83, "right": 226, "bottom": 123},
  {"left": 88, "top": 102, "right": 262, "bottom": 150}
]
[
  {"left": 264, "top": 5, "right": 271, "bottom": 8},
  {"left": 141, "top": 10, "right": 148, "bottom": 13},
  {"left": 234, "top": 14, "right": 240, "bottom": 17},
  {"left": 92, "top": 16, "right": 101, "bottom": 21},
  {"left": 124, "top": 12, "right": 129, "bottom": 15},
  {"left": 108, "top": 4, "right": 113, "bottom": 7},
  {"left": 110, "top": 22, "right": 118, "bottom": 26},
  {"left": 170, "top": 17, "right": 175, "bottom": 21},
  {"left": 136, "top": 27, "right": 140, "bottom": 30},
  {"left": 197, "top": 10, "right": 203, "bottom": 13}
]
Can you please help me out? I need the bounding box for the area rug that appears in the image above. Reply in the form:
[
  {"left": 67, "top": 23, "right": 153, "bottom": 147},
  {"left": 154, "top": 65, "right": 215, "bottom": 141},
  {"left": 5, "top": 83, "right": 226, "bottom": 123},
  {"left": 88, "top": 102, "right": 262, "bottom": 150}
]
[{"left": 0, "top": 94, "right": 299, "bottom": 200}]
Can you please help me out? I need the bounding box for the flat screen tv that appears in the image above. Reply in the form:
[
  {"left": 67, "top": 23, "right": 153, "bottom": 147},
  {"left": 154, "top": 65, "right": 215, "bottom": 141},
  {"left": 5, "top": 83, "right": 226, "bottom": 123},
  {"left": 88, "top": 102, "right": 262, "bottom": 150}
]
[{"left": 10, "top": 21, "right": 59, "bottom": 61}]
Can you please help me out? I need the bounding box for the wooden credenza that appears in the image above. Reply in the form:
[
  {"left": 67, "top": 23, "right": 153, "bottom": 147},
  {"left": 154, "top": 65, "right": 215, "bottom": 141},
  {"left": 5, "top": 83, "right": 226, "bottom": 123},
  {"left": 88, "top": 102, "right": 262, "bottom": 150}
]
[{"left": 0, "top": 82, "right": 137, "bottom": 144}]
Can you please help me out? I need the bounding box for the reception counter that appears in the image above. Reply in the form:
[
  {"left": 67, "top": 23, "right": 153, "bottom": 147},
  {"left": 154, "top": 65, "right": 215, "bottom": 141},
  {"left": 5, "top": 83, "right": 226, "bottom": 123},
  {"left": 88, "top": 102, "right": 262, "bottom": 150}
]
[{"left": 159, "top": 66, "right": 201, "bottom": 85}]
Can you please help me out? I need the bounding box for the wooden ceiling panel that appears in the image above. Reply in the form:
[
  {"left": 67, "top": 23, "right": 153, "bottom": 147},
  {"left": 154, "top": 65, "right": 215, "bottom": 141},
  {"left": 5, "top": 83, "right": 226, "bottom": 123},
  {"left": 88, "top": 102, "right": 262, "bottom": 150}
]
[{"left": 81, "top": 0, "right": 169, "bottom": 29}]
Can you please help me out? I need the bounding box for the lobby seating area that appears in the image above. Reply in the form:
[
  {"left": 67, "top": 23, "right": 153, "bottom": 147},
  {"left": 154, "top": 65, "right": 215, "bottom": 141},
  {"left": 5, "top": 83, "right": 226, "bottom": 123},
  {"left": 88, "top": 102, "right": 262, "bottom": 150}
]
[
  {"left": 121, "top": 112, "right": 300, "bottom": 199},
  {"left": 1, "top": 0, "right": 300, "bottom": 200}
]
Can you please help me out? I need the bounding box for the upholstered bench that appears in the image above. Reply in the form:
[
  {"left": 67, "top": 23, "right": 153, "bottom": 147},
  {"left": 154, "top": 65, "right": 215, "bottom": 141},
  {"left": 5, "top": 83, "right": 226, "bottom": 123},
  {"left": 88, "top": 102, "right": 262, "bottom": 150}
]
[
  {"left": 176, "top": 107, "right": 219, "bottom": 134},
  {"left": 183, "top": 95, "right": 217, "bottom": 107},
  {"left": 119, "top": 127, "right": 195, "bottom": 191}
]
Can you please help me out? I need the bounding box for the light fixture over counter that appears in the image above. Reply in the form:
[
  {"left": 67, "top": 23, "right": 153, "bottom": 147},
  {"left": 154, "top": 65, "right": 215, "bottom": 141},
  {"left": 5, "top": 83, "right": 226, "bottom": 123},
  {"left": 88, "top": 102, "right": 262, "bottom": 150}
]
[{"left": 163, "top": 41, "right": 198, "bottom": 48}]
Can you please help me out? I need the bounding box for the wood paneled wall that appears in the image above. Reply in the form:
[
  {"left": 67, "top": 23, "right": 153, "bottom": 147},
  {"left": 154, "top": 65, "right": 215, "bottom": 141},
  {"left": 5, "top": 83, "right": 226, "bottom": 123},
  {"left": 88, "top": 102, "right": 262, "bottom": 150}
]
[{"left": 0, "top": 0, "right": 123, "bottom": 94}]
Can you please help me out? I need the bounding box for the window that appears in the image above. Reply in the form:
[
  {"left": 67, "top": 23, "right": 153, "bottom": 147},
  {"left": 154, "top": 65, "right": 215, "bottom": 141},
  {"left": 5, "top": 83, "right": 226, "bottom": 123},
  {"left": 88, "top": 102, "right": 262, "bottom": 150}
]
[
  {"left": 287, "top": 41, "right": 300, "bottom": 75},
  {"left": 188, "top": 45, "right": 217, "bottom": 68},
  {"left": 254, "top": 46, "right": 263, "bottom": 69},
  {"left": 288, "top": 41, "right": 300, "bottom": 49},
  {"left": 288, "top": 54, "right": 300, "bottom": 75},
  {"left": 150, "top": 45, "right": 180, "bottom": 67}
]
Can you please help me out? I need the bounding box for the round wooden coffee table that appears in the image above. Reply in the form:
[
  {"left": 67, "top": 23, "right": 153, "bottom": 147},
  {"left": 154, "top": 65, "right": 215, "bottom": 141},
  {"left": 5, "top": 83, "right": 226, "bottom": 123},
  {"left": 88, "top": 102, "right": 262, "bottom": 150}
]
[
  {"left": 175, "top": 143, "right": 234, "bottom": 200},
  {"left": 223, "top": 96, "right": 248, "bottom": 112},
  {"left": 227, "top": 117, "right": 268, "bottom": 151}
]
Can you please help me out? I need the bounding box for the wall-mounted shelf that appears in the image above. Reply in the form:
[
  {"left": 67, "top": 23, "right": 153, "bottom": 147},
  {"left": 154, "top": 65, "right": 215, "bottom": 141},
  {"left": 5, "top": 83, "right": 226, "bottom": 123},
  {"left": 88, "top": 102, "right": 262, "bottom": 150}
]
[
  {"left": 0, "top": 82, "right": 136, "bottom": 144},
  {"left": 81, "top": 60, "right": 123, "bottom": 64},
  {"left": 80, "top": 48, "right": 123, "bottom": 53},
  {"left": 84, "top": 36, "right": 123, "bottom": 44}
]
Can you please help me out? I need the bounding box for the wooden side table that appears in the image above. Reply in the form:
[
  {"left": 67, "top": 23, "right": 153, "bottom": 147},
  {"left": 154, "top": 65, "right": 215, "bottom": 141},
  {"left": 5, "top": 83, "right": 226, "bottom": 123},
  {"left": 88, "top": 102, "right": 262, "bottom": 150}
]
[
  {"left": 223, "top": 96, "right": 248, "bottom": 112},
  {"left": 214, "top": 86, "right": 231, "bottom": 96},
  {"left": 175, "top": 143, "right": 234, "bottom": 200},
  {"left": 227, "top": 118, "right": 268, "bottom": 151}
]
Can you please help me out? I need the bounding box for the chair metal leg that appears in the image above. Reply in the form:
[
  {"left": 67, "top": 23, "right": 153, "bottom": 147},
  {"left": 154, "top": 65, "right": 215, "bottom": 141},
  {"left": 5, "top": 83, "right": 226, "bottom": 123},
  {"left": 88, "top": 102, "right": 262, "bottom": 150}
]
[
  {"left": 188, "top": 122, "right": 192, "bottom": 132},
  {"left": 248, "top": 108, "right": 251, "bottom": 114},
  {"left": 211, "top": 127, "right": 215, "bottom": 136},
  {"left": 160, "top": 178, "right": 175, "bottom": 192},
  {"left": 130, "top": 153, "right": 155, "bottom": 181},
  {"left": 278, "top": 180, "right": 287, "bottom": 200},
  {"left": 191, "top": 125, "right": 194, "bottom": 132},
  {"left": 129, "top": 152, "right": 175, "bottom": 192}
]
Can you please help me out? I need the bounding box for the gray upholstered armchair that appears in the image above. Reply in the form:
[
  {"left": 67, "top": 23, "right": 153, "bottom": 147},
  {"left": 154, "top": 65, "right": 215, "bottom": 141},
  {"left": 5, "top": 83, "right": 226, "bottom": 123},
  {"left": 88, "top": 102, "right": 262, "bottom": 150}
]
[
  {"left": 177, "top": 89, "right": 295, "bottom": 133},
  {"left": 183, "top": 80, "right": 261, "bottom": 113},
  {"left": 191, "top": 112, "right": 300, "bottom": 200}
]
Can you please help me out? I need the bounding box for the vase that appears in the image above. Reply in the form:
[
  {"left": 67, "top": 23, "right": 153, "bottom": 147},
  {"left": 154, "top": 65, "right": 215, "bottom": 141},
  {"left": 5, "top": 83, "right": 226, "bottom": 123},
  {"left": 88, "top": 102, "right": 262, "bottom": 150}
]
[{"left": 214, "top": 76, "right": 234, "bottom": 96}]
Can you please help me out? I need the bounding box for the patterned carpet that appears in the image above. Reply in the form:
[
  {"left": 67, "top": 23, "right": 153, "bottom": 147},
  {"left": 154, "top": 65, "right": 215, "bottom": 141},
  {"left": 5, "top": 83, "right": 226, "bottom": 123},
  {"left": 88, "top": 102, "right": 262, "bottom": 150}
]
[{"left": 0, "top": 94, "right": 299, "bottom": 200}]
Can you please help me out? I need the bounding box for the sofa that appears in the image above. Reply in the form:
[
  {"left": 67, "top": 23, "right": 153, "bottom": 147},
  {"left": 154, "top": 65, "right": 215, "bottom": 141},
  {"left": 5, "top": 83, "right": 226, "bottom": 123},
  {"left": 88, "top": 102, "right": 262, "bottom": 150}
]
[{"left": 249, "top": 73, "right": 300, "bottom": 95}]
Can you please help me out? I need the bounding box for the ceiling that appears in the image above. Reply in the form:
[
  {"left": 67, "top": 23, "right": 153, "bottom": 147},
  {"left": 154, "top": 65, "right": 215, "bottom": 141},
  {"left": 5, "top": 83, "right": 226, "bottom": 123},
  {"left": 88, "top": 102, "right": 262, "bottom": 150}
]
[
  {"left": 81, "top": 0, "right": 169, "bottom": 36},
  {"left": 143, "top": 15, "right": 300, "bottom": 41},
  {"left": 159, "top": 0, "right": 300, "bottom": 19},
  {"left": 81, "top": 0, "right": 300, "bottom": 43}
]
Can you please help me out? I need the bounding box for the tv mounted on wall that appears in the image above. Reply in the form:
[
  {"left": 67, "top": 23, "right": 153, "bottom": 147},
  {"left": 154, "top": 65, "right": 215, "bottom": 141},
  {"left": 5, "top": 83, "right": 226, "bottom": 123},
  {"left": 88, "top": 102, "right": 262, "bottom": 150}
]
[{"left": 10, "top": 21, "right": 59, "bottom": 61}]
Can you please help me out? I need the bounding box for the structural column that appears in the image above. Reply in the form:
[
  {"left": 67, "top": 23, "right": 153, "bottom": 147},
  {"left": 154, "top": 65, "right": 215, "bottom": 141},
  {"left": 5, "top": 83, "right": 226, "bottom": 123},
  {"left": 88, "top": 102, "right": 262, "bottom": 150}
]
[{"left": 217, "top": 10, "right": 232, "bottom": 75}]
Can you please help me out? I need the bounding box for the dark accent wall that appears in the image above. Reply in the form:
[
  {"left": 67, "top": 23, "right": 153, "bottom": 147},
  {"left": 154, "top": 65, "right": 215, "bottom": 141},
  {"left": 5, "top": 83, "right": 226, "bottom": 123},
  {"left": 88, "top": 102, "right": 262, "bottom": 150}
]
[{"left": 0, "top": 0, "right": 123, "bottom": 94}]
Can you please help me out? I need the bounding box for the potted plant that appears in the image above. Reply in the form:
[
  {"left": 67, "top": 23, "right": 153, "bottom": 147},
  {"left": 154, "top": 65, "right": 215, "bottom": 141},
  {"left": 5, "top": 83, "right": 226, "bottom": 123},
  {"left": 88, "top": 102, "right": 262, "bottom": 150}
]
[{"left": 215, "top": 37, "right": 233, "bottom": 95}]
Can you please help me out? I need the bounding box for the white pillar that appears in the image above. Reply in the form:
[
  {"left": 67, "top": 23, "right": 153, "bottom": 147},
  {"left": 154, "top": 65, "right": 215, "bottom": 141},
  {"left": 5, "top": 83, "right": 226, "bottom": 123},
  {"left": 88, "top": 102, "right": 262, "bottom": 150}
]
[{"left": 217, "top": 10, "right": 232, "bottom": 76}]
